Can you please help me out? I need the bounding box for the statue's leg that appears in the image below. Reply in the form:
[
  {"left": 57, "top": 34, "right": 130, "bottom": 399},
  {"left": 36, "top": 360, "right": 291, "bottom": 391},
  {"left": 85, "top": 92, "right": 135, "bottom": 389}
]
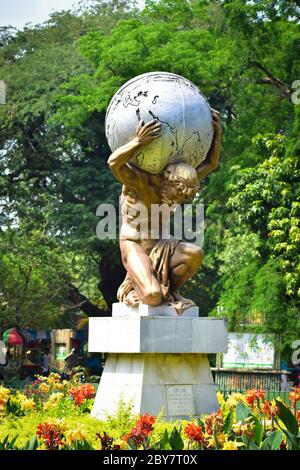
[
  {"left": 169, "top": 242, "right": 203, "bottom": 289},
  {"left": 120, "top": 240, "right": 162, "bottom": 306}
]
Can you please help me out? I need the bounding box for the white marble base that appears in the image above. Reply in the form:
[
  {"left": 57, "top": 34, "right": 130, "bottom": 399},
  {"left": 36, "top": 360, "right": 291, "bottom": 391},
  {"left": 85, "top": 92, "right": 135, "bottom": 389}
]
[
  {"left": 89, "top": 303, "right": 227, "bottom": 420},
  {"left": 91, "top": 353, "right": 219, "bottom": 420},
  {"left": 89, "top": 317, "right": 227, "bottom": 354}
]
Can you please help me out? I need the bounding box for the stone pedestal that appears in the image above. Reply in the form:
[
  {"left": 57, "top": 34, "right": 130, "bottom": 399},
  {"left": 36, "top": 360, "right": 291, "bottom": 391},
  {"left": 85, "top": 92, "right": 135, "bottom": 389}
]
[{"left": 89, "top": 303, "right": 227, "bottom": 420}]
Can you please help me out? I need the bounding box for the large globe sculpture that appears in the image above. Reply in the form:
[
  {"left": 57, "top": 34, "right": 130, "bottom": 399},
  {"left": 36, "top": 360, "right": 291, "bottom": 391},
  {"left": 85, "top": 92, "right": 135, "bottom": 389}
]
[{"left": 105, "top": 72, "right": 214, "bottom": 175}]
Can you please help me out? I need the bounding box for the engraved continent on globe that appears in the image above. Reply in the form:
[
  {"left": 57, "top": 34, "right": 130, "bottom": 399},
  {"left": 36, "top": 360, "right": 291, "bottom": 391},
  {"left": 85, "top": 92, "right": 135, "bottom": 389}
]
[{"left": 105, "top": 72, "right": 214, "bottom": 175}]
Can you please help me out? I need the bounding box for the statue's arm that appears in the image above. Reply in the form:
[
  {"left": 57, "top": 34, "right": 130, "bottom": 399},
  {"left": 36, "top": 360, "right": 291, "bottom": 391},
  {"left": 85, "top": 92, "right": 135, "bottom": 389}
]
[
  {"left": 108, "top": 119, "right": 160, "bottom": 185},
  {"left": 196, "top": 109, "right": 222, "bottom": 182}
]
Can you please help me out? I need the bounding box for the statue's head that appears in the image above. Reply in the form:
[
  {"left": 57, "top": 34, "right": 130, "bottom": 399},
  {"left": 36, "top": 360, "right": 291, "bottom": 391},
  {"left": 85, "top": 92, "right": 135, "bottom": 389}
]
[{"left": 161, "top": 163, "right": 199, "bottom": 205}]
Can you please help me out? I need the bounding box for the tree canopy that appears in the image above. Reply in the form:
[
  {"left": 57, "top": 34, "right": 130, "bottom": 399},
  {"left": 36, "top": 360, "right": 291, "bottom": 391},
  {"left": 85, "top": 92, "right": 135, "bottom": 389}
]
[{"left": 0, "top": 0, "right": 299, "bottom": 354}]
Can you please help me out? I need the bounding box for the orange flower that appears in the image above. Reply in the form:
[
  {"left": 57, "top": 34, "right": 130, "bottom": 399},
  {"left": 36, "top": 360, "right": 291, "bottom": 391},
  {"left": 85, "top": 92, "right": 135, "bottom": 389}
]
[
  {"left": 204, "top": 410, "right": 223, "bottom": 435},
  {"left": 136, "top": 414, "right": 155, "bottom": 433},
  {"left": 245, "top": 389, "right": 265, "bottom": 406},
  {"left": 184, "top": 423, "right": 204, "bottom": 443},
  {"left": 289, "top": 388, "right": 300, "bottom": 405},
  {"left": 263, "top": 400, "right": 279, "bottom": 418},
  {"left": 69, "top": 383, "right": 95, "bottom": 406}
]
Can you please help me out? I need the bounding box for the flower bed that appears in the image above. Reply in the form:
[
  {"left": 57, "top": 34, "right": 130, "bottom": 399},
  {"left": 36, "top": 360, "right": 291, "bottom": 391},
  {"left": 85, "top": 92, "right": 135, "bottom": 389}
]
[{"left": 0, "top": 374, "right": 299, "bottom": 450}]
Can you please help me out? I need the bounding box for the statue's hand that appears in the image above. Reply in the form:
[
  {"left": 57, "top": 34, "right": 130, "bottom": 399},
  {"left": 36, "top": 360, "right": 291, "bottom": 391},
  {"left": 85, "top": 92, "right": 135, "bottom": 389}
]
[
  {"left": 207, "top": 108, "right": 222, "bottom": 169},
  {"left": 211, "top": 108, "right": 222, "bottom": 140},
  {"left": 133, "top": 119, "right": 161, "bottom": 147}
]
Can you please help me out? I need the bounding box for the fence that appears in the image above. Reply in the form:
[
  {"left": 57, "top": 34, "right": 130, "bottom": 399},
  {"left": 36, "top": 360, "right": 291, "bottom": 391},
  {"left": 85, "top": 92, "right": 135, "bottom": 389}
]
[
  {"left": 212, "top": 368, "right": 284, "bottom": 390},
  {"left": 212, "top": 368, "right": 294, "bottom": 406}
]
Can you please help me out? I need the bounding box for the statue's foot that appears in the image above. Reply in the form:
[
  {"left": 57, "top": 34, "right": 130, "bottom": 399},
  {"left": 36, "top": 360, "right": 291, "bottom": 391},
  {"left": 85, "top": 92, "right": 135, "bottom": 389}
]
[
  {"left": 125, "top": 289, "right": 140, "bottom": 307},
  {"left": 166, "top": 290, "right": 195, "bottom": 316},
  {"left": 172, "top": 291, "right": 195, "bottom": 305}
]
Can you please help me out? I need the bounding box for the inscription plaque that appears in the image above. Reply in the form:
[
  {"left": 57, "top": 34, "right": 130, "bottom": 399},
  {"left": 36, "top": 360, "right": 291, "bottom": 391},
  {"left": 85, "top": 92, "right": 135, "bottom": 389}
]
[{"left": 166, "top": 385, "right": 195, "bottom": 416}]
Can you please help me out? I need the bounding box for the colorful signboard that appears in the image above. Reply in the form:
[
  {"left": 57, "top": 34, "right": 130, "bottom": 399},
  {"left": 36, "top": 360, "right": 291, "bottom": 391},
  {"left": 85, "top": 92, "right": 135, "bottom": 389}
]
[{"left": 222, "top": 333, "right": 275, "bottom": 369}]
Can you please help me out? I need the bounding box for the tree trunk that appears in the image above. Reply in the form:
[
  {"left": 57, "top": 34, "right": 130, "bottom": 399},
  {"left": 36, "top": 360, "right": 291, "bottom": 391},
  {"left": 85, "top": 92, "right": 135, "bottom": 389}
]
[{"left": 67, "top": 284, "right": 110, "bottom": 317}]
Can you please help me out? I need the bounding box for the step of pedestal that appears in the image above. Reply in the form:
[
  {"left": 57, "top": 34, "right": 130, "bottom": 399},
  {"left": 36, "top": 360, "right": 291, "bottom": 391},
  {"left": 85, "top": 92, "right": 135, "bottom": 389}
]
[{"left": 112, "top": 302, "right": 199, "bottom": 317}]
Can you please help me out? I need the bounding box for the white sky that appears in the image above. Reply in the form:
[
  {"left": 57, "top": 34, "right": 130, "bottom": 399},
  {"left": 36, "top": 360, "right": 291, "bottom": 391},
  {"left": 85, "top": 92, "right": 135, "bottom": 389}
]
[{"left": 0, "top": 0, "right": 82, "bottom": 29}]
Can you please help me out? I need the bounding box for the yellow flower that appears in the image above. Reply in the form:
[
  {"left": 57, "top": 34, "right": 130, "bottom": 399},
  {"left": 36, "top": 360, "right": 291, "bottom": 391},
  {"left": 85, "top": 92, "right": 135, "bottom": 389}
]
[
  {"left": 206, "top": 433, "right": 227, "bottom": 449},
  {"left": 43, "top": 402, "right": 51, "bottom": 411},
  {"left": 115, "top": 439, "right": 128, "bottom": 450},
  {"left": 54, "top": 383, "right": 65, "bottom": 391},
  {"left": 217, "top": 392, "right": 225, "bottom": 406},
  {"left": 227, "top": 393, "right": 247, "bottom": 407},
  {"left": 39, "top": 383, "right": 50, "bottom": 394},
  {"left": 43, "top": 392, "right": 64, "bottom": 410},
  {"left": 37, "top": 444, "right": 47, "bottom": 450},
  {"left": 222, "top": 440, "right": 245, "bottom": 450},
  {"left": 217, "top": 433, "right": 228, "bottom": 448},
  {"left": 46, "top": 373, "right": 61, "bottom": 386},
  {"left": 66, "top": 425, "right": 87, "bottom": 444},
  {"left": 0, "top": 386, "right": 11, "bottom": 404},
  {"left": 232, "top": 419, "right": 254, "bottom": 437},
  {"left": 51, "top": 392, "right": 64, "bottom": 402},
  {"left": 15, "top": 392, "right": 27, "bottom": 402},
  {"left": 49, "top": 373, "right": 61, "bottom": 380},
  {"left": 232, "top": 421, "right": 243, "bottom": 435},
  {"left": 20, "top": 398, "right": 36, "bottom": 411},
  {"left": 53, "top": 418, "right": 68, "bottom": 433}
]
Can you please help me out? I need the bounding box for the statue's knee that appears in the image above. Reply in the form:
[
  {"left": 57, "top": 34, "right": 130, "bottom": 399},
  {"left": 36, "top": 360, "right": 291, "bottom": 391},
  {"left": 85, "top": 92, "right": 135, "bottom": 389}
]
[
  {"left": 189, "top": 246, "right": 203, "bottom": 268},
  {"left": 142, "top": 288, "right": 162, "bottom": 306}
]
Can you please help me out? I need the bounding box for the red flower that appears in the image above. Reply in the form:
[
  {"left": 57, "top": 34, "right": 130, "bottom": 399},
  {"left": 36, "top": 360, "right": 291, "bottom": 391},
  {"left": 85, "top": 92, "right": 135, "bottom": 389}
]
[
  {"left": 124, "top": 414, "right": 156, "bottom": 449},
  {"left": 280, "top": 440, "right": 288, "bottom": 450},
  {"left": 184, "top": 423, "right": 204, "bottom": 443},
  {"left": 70, "top": 384, "right": 96, "bottom": 406},
  {"left": 96, "top": 431, "right": 121, "bottom": 450},
  {"left": 37, "top": 422, "right": 64, "bottom": 450}
]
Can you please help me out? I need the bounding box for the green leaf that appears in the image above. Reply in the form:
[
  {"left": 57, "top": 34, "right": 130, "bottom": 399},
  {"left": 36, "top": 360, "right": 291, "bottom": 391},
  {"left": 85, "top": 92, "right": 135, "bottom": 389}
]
[
  {"left": 275, "top": 400, "right": 299, "bottom": 435},
  {"left": 213, "top": 428, "right": 220, "bottom": 450},
  {"left": 248, "top": 440, "right": 261, "bottom": 450},
  {"left": 250, "top": 413, "right": 263, "bottom": 447},
  {"left": 261, "top": 431, "right": 283, "bottom": 450},
  {"left": 169, "top": 427, "right": 184, "bottom": 451},
  {"left": 236, "top": 401, "right": 251, "bottom": 423},
  {"left": 127, "top": 437, "right": 137, "bottom": 450},
  {"left": 278, "top": 427, "right": 300, "bottom": 450},
  {"left": 197, "top": 418, "right": 205, "bottom": 431},
  {"left": 23, "top": 436, "right": 38, "bottom": 450},
  {"left": 224, "top": 408, "right": 234, "bottom": 434},
  {"left": 159, "top": 429, "right": 170, "bottom": 450}
]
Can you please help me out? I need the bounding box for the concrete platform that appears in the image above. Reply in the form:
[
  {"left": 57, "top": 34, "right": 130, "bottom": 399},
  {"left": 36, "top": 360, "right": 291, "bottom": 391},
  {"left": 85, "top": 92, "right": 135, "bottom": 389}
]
[
  {"left": 89, "top": 303, "right": 228, "bottom": 420},
  {"left": 112, "top": 302, "right": 199, "bottom": 317}
]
